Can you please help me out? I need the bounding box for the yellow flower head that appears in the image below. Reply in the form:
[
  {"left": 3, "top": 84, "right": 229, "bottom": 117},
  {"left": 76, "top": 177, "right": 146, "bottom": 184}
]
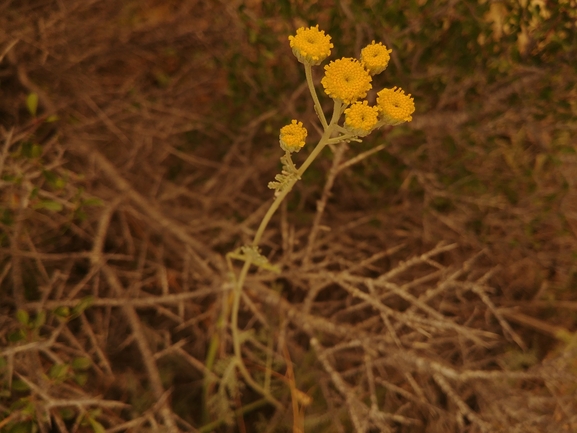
[
  {"left": 376, "top": 87, "right": 415, "bottom": 125},
  {"left": 288, "top": 25, "right": 333, "bottom": 66},
  {"left": 321, "top": 58, "right": 372, "bottom": 105},
  {"left": 361, "top": 41, "right": 392, "bottom": 75},
  {"left": 279, "top": 120, "right": 308, "bottom": 153},
  {"left": 344, "top": 101, "right": 380, "bottom": 137}
]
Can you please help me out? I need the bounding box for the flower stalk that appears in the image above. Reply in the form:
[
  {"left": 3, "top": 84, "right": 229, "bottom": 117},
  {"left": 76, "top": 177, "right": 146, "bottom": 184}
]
[{"left": 305, "top": 63, "right": 328, "bottom": 130}]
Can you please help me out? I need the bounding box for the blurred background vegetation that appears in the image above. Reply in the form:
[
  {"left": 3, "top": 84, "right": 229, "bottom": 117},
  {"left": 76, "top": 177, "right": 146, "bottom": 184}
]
[{"left": 1, "top": 0, "right": 576, "bottom": 432}]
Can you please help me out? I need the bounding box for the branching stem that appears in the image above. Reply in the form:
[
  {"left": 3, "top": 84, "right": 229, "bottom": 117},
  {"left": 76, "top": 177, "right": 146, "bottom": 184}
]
[{"left": 228, "top": 99, "right": 344, "bottom": 406}]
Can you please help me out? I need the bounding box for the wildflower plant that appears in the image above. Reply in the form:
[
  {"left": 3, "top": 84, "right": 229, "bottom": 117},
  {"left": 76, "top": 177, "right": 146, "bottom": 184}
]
[{"left": 215, "top": 24, "right": 416, "bottom": 415}]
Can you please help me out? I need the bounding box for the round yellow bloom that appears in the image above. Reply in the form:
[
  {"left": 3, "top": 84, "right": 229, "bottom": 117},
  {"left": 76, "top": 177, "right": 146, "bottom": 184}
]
[
  {"left": 321, "top": 58, "right": 372, "bottom": 105},
  {"left": 288, "top": 25, "right": 333, "bottom": 66},
  {"left": 279, "top": 120, "right": 308, "bottom": 153},
  {"left": 361, "top": 41, "right": 392, "bottom": 75},
  {"left": 344, "top": 101, "right": 380, "bottom": 137},
  {"left": 376, "top": 87, "right": 415, "bottom": 125}
]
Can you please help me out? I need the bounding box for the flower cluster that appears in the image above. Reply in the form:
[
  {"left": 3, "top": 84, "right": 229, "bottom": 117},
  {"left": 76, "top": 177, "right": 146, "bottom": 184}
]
[
  {"left": 288, "top": 25, "right": 333, "bottom": 66},
  {"left": 280, "top": 25, "right": 415, "bottom": 151},
  {"left": 321, "top": 58, "right": 372, "bottom": 105},
  {"left": 344, "top": 101, "right": 380, "bottom": 137},
  {"left": 361, "top": 41, "right": 392, "bottom": 75},
  {"left": 376, "top": 87, "right": 415, "bottom": 125},
  {"left": 279, "top": 120, "right": 308, "bottom": 153}
]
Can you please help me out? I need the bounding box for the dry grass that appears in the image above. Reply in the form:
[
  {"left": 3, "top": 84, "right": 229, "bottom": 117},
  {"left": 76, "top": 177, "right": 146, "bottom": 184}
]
[{"left": 1, "top": 1, "right": 576, "bottom": 432}]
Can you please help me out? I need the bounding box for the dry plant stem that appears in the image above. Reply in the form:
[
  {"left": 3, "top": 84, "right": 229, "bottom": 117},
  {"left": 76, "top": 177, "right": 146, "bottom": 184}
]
[
  {"left": 92, "top": 201, "right": 178, "bottom": 432},
  {"left": 303, "top": 142, "right": 347, "bottom": 267},
  {"left": 75, "top": 141, "right": 215, "bottom": 275},
  {"left": 80, "top": 313, "right": 113, "bottom": 376},
  {"left": 337, "top": 143, "right": 387, "bottom": 173},
  {"left": 469, "top": 282, "right": 527, "bottom": 350},
  {"left": 17, "top": 374, "right": 128, "bottom": 410},
  {"left": 310, "top": 337, "right": 366, "bottom": 432},
  {"left": 102, "top": 265, "right": 179, "bottom": 433},
  {"left": 10, "top": 207, "right": 25, "bottom": 307},
  {"left": 0, "top": 39, "right": 19, "bottom": 63},
  {"left": 0, "top": 127, "right": 14, "bottom": 176},
  {"left": 228, "top": 100, "right": 345, "bottom": 409},
  {"left": 432, "top": 373, "right": 491, "bottom": 432},
  {"left": 0, "top": 322, "right": 66, "bottom": 357},
  {"left": 1, "top": 129, "right": 25, "bottom": 307},
  {"left": 24, "top": 287, "right": 226, "bottom": 310},
  {"left": 283, "top": 344, "right": 304, "bottom": 433}
]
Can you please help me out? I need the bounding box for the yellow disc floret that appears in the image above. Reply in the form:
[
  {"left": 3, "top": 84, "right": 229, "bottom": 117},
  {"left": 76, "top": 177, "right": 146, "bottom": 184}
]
[
  {"left": 321, "top": 58, "right": 372, "bottom": 105},
  {"left": 288, "top": 25, "right": 333, "bottom": 66},
  {"left": 361, "top": 41, "right": 392, "bottom": 75},
  {"left": 279, "top": 120, "right": 308, "bottom": 153},
  {"left": 344, "top": 101, "right": 380, "bottom": 137},
  {"left": 376, "top": 87, "right": 415, "bottom": 125}
]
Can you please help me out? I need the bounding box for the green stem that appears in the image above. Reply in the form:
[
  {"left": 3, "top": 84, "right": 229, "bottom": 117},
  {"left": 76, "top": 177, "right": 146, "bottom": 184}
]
[
  {"left": 326, "top": 134, "right": 355, "bottom": 145},
  {"left": 230, "top": 260, "right": 281, "bottom": 409},
  {"left": 305, "top": 63, "right": 328, "bottom": 130},
  {"left": 252, "top": 177, "right": 298, "bottom": 247},
  {"left": 227, "top": 100, "right": 344, "bottom": 406},
  {"left": 252, "top": 99, "right": 342, "bottom": 247}
]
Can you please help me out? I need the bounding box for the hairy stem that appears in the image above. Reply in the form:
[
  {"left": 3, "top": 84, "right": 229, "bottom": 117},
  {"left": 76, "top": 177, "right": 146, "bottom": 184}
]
[{"left": 303, "top": 142, "right": 347, "bottom": 267}]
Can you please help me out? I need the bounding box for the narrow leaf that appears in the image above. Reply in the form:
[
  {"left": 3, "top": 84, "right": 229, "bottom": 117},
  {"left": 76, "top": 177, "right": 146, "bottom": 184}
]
[{"left": 26, "top": 93, "right": 39, "bottom": 117}]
